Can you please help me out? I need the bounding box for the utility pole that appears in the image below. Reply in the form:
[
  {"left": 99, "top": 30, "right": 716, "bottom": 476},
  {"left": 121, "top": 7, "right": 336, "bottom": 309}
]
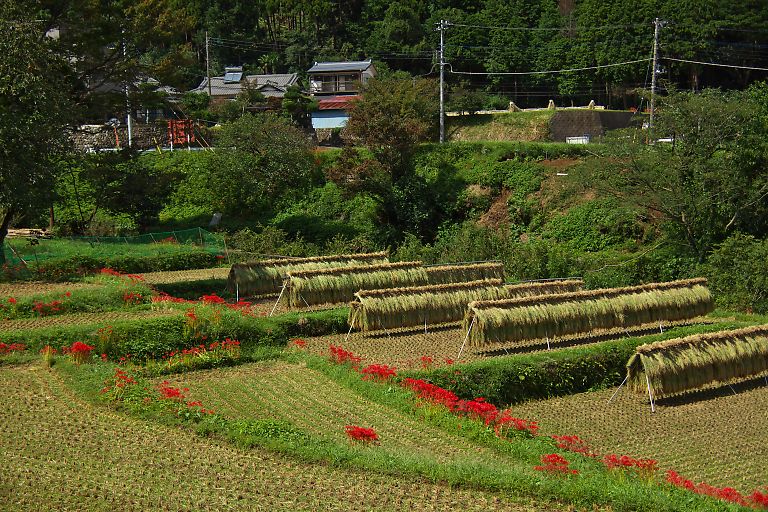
[
  {"left": 438, "top": 19, "right": 447, "bottom": 144},
  {"left": 648, "top": 17, "right": 664, "bottom": 140},
  {"left": 122, "top": 31, "right": 133, "bottom": 148},
  {"left": 206, "top": 31, "right": 212, "bottom": 96}
]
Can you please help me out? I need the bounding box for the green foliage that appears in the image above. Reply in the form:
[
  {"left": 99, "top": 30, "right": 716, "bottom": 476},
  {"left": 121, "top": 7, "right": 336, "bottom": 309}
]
[
  {"left": 0, "top": 3, "right": 71, "bottom": 262},
  {"left": 583, "top": 87, "right": 768, "bottom": 261},
  {"left": 211, "top": 114, "right": 316, "bottom": 216},
  {"left": 542, "top": 199, "right": 643, "bottom": 252},
  {"left": 346, "top": 77, "right": 439, "bottom": 180},
  {"left": 30, "top": 249, "right": 221, "bottom": 281},
  {"left": 706, "top": 233, "right": 768, "bottom": 314}
]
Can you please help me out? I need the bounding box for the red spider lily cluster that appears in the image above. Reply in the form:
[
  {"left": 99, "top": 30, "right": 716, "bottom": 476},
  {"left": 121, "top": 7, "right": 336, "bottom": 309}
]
[
  {"left": 39, "top": 345, "right": 58, "bottom": 356},
  {"left": 360, "top": 364, "right": 397, "bottom": 381},
  {"left": 200, "top": 293, "right": 226, "bottom": 305},
  {"left": 99, "top": 367, "right": 138, "bottom": 400},
  {"left": 161, "top": 338, "right": 241, "bottom": 363},
  {"left": 123, "top": 292, "right": 144, "bottom": 305},
  {"left": 63, "top": 341, "right": 95, "bottom": 364},
  {"left": 329, "top": 345, "right": 362, "bottom": 366},
  {"left": 344, "top": 425, "right": 379, "bottom": 444},
  {"left": 0, "top": 342, "right": 25, "bottom": 354},
  {"left": 401, "top": 377, "right": 539, "bottom": 437},
  {"left": 551, "top": 435, "right": 597, "bottom": 457},
  {"left": 100, "top": 268, "right": 144, "bottom": 282},
  {"left": 156, "top": 381, "right": 215, "bottom": 415},
  {"left": 666, "top": 471, "right": 768, "bottom": 509},
  {"left": 7, "top": 296, "right": 17, "bottom": 305},
  {"left": 534, "top": 453, "right": 578, "bottom": 475},
  {"left": 420, "top": 356, "right": 433, "bottom": 369},
  {"left": 32, "top": 300, "right": 63, "bottom": 316},
  {"left": 291, "top": 338, "right": 307, "bottom": 349},
  {"left": 603, "top": 454, "right": 658, "bottom": 474}
]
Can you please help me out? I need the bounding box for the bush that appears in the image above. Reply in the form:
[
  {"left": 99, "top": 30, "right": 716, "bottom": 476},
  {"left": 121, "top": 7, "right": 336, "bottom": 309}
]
[
  {"left": 706, "top": 233, "right": 768, "bottom": 314},
  {"left": 32, "top": 250, "right": 222, "bottom": 281}
]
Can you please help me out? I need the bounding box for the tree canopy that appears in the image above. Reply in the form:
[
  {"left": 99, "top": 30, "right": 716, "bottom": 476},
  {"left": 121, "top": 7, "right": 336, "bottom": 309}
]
[{"left": 0, "top": 2, "right": 72, "bottom": 262}]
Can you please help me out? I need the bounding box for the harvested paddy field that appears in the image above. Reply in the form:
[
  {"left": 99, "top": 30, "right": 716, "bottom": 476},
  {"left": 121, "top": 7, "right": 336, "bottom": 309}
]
[
  {"left": 0, "top": 364, "right": 560, "bottom": 512},
  {"left": 513, "top": 377, "right": 768, "bottom": 493}
]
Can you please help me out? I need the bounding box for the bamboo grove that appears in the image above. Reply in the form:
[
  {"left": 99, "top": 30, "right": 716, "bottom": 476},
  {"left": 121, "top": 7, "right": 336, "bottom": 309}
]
[
  {"left": 226, "top": 252, "right": 388, "bottom": 296},
  {"left": 626, "top": 325, "right": 768, "bottom": 398},
  {"left": 462, "top": 279, "right": 714, "bottom": 347},
  {"left": 349, "top": 279, "right": 584, "bottom": 332}
]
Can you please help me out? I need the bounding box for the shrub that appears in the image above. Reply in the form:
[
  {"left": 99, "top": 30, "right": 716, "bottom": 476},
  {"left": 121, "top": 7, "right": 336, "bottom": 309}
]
[{"left": 706, "top": 233, "right": 768, "bottom": 314}]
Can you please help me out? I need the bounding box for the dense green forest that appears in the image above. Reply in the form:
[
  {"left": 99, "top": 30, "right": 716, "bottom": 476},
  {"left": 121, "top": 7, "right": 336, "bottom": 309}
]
[{"left": 33, "top": 0, "right": 768, "bottom": 111}]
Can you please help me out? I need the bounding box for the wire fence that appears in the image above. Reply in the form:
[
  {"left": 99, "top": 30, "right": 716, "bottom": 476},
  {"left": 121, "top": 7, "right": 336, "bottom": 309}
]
[{"left": 2, "top": 228, "right": 226, "bottom": 273}]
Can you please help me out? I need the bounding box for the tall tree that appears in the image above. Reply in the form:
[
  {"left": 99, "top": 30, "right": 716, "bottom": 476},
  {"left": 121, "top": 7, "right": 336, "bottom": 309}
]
[
  {"left": 583, "top": 86, "right": 768, "bottom": 262},
  {"left": 345, "top": 77, "right": 438, "bottom": 181},
  {"left": 0, "top": 1, "right": 72, "bottom": 263}
]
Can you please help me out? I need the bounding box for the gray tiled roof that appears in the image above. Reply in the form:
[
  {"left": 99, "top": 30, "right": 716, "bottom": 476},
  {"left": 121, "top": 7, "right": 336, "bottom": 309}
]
[
  {"left": 307, "top": 60, "right": 373, "bottom": 73},
  {"left": 191, "top": 73, "right": 299, "bottom": 97}
]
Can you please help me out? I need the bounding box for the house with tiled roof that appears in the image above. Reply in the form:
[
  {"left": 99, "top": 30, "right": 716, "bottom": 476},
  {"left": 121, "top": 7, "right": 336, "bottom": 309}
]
[
  {"left": 191, "top": 67, "right": 299, "bottom": 105},
  {"left": 307, "top": 60, "right": 376, "bottom": 129}
]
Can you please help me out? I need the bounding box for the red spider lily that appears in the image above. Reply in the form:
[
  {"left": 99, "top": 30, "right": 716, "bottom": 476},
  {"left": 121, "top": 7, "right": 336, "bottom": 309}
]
[
  {"left": 360, "top": 364, "right": 397, "bottom": 381},
  {"left": 32, "top": 300, "right": 63, "bottom": 317},
  {"left": 101, "top": 367, "right": 137, "bottom": 395},
  {"left": 157, "top": 381, "right": 188, "bottom": 401},
  {"left": 329, "top": 345, "right": 362, "bottom": 367},
  {"left": 100, "top": 353, "right": 108, "bottom": 362},
  {"left": 100, "top": 268, "right": 122, "bottom": 277},
  {"left": 0, "top": 342, "right": 26, "bottom": 354},
  {"left": 552, "top": 435, "right": 596, "bottom": 457},
  {"left": 344, "top": 425, "right": 379, "bottom": 444},
  {"left": 291, "top": 338, "right": 307, "bottom": 349},
  {"left": 603, "top": 454, "right": 658, "bottom": 473},
  {"left": 444, "top": 358, "right": 454, "bottom": 365},
  {"left": 534, "top": 453, "right": 578, "bottom": 475},
  {"left": 123, "top": 292, "right": 143, "bottom": 305},
  {"left": 666, "top": 471, "right": 755, "bottom": 507},
  {"left": 749, "top": 489, "right": 768, "bottom": 509},
  {"left": 66, "top": 341, "right": 95, "bottom": 364},
  {"left": 7, "top": 296, "right": 16, "bottom": 305},
  {"left": 420, "top": 356, "right": 433, "bottom": 369},
  {"left": 39, "top": 345, "right": 58, "bottom": 356},
  {"left": 64, "top": 291, "right": 72, "bottom": 297},
  {"left": 200, "top": 293, "right": 226, "bottom": 305}
]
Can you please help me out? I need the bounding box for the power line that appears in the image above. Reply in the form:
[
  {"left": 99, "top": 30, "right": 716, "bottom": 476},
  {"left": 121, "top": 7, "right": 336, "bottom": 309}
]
[
  {"left": 447, "top": 21, "right": 647, "bottom": 32},
  {"left": 447, "top": 58, "right": 651, "bottom": 76},
  {"left": 664, "top": 57, "right": 768, "bottom": 71}
]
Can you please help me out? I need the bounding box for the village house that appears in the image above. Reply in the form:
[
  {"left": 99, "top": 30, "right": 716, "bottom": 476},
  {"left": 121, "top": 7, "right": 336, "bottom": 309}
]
[
  {"left": 191, "top": 66, "right": 299, "bottom": 106},
  {"left": 307, "top": 59, "right": 376, "bottom": 129}
]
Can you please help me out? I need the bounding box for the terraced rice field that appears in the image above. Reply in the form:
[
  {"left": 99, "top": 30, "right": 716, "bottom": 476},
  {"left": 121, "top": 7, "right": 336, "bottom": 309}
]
[
  {"left": 137, "top": 267, "right": 230, "bottom": 284},
  {"left": 0, "top": 364, "right": 560, "bottom": 512},
  {"left": 301, "top": 320, "right": 717, "bottom": 369},
  {"left": 0, "top": 308, "right": 182, "bottom": 331},
  {"left": 513, "top": 377, "right": 768, "bottom": 493},
  {"left": 0, "top": 282, "right": 104, "bottom": 297},
  {"left": 161, "top": 361, "right": 520, "bottom": 466}
]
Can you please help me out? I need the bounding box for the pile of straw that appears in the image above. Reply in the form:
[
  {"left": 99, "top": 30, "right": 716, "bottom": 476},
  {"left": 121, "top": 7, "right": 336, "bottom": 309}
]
[
  {"left": 424, "top": 262, "right": 505, "bottom": 284},
  {"left": 463, "top": 278, "right": 713, "bottom": 347},
  {"left": 226, "top": 252, "right": 388, "bottom": 296},
  {"left": 627, "top": 325, "right": 768, "bottom": 398},
  {"left": 349, "top": 279, "right": 583, "bottom": 332},
  {"left": 287, "top": 261, "right": 429, "bottom": 307}
]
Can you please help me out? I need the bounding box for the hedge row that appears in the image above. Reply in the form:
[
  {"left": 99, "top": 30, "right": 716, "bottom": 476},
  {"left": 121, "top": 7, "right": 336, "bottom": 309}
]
[
  {"left": 1, "top": 307, "right": 348, "bottom": 360},
  {"left": 404, "top": 321, "right": 751, "bottom": 406},
  {"left": 30, "top": 251, "right": 224, "bottom": 281}
]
